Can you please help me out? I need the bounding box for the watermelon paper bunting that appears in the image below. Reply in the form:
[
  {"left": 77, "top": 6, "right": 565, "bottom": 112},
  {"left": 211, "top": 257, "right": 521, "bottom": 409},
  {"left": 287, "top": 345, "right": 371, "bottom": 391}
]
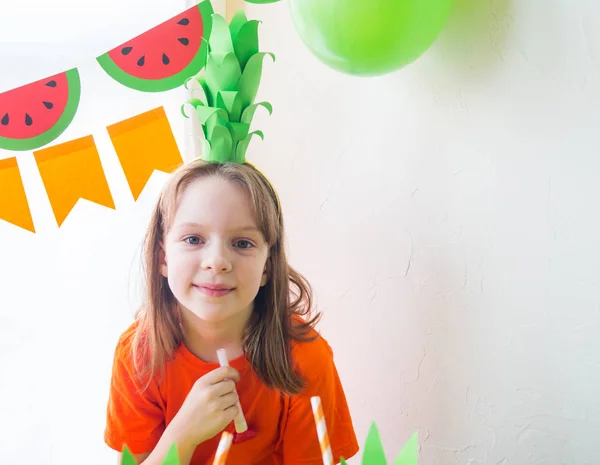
[
  {"left": 97, "top": 0, "right": 214, "bottom": 92},
  {"left": 0, "top": 69, "right": 81, "bottom": 152}
]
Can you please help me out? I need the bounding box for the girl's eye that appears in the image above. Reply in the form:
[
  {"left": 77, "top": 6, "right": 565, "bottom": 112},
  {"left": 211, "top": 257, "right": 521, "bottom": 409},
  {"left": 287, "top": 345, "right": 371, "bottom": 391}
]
[
  {"left": 235, "top": 240, "right": 254, "bottom": 249},
  {"left": 184, "top": 236, "right": 201, "bottom": 245}
]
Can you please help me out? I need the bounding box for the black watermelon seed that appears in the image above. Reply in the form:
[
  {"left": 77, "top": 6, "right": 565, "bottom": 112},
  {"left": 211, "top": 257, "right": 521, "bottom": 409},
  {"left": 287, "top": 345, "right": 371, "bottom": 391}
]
[
  {"left": 178, "top": 18, "right": 190, "bottom": 26},
  {"left": 137, "top": 56, "right": 145, "bottom": 67},
  {"left": 162, "top": 54, "right": 170, "bottom": 65},
  {"left": 25, "top": 114, "right": 33, "bottom": 126},
  {"left": 1, "top": 114, "right": 8, "bottom": 125},
  {"left": 121, "top": 46, "right": 133, "bottom": 56},
  {"left": 46, "top": 80, "right": 57, "bottom": 88},
  {"left": 178, "top": 38, "right": 189, "bottom": 46},
  {"left": 43, "top": 101, "right": 54, "bottom": 110}
]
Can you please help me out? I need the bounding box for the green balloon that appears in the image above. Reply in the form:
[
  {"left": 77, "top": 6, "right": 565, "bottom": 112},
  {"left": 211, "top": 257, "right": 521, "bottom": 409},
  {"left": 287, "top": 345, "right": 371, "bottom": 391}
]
[{"left": 288, "top": 0, "right": 453, "bottom": 76}]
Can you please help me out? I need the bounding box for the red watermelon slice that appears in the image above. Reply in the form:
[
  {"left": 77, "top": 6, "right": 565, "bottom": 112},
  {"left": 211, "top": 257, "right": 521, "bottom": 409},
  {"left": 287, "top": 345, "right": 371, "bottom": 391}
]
[
  {"left": 97, "top": 0, "right": 213, "bottom": 92},
  {"left": 0, "top": 68, "right": 81, "bottom": 152}
]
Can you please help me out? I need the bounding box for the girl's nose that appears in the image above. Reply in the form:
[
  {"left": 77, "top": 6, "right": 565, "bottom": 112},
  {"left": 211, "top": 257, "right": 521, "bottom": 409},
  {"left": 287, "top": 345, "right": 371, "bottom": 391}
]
[{"left": 201, "top": 244, "right": 232, "bottom": 273}]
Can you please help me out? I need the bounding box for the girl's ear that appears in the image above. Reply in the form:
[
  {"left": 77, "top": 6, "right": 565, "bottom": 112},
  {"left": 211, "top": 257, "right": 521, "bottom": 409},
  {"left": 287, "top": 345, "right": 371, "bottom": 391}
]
[
  {"left": 260, "top": 257, "right": 269, "bottom": 287},
  {"left": 159, "top": 242, "right": 168, "bottom": 277}
]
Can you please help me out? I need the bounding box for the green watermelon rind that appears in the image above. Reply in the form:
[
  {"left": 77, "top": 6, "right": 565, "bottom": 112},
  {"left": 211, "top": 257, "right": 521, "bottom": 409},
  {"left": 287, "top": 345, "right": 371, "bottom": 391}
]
[
  {"left": 96, "top": 1, "right": 214, "bottom": 93},
  {"left": 0, "top": 68, "right": 82, "bottom": 152}
]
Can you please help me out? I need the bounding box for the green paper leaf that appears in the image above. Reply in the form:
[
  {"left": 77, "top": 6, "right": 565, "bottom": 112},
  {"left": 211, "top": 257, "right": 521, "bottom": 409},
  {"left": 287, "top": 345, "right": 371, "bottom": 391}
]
[
  {"left": 230, "top": 122, "right": 250, "bottom": 142},
  {"left": 206, "top": 53, "right": 242, "bottom": 93},
  {"left": 238, "top": 52, "right": 275, "bottom": 108},
  {"left": 234, "top": 20, "right": 260, "bottom": 70},
  {"left": 201, "top": 139, "right": 211, "bottom": 158},
  {"left": 241, "top": 101, "right": 273, "bottom": 125},
  {"left": 121, "top": 446, "right": 136, "bottom": 465},
  {"left": 363, "top": 423, "right": 387, "bottom": 465},
  {"left": 187, "top": 74, "right": 213, "bottom": 107},
  {"left": 340, "top": 459, "right": 348, "bottom": 465},
  {"left": 235, "top": 130, "right": 264, "bottom": 163},
  {"left": 207, "top": 125, "right": 234, "bottom": 163},
  {"left": 196, "top": 106, "right": 229, "bottom": 125},
  {"left": 188, "top": 81, "right": 209, "bottom": 106},
  {"left": 393, "top": 433, "right": 418, "bottom": 465},
  {"left": 204, "top": 112, "right": 228, "bottom": 143},
  {"left": 187, "top": 98, "right": 206, "bottom": 109},
  {"left": 216, "top": 91, "right": 243, "bottom": 121},
  {"left": 161, "top": 443, "right": 181, "bottom": 465},
  {"left": 229, "top": 9, "right": 248, "bottom": 42},
  {"left": 209, "top": 14, "right": 234, "bottom": 55}
]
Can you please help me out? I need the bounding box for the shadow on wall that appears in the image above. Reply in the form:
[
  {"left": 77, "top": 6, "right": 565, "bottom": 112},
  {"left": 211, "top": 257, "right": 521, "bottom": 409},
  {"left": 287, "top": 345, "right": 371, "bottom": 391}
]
[{"left": 433, "top": 0, "right": 514, "bottom": 79}]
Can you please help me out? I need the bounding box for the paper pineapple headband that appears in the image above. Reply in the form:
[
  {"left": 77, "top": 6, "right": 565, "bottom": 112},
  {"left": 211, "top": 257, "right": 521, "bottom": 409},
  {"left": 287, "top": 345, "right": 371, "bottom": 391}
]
[{"left": 182, "top": 9, "right": 274, "bottom": 164}]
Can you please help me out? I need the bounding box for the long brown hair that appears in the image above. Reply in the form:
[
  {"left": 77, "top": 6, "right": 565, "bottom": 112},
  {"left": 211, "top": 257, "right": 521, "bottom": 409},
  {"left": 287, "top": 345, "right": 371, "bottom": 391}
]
[{"left": 132, "top": 160, "right": 320, "bottom": 395}]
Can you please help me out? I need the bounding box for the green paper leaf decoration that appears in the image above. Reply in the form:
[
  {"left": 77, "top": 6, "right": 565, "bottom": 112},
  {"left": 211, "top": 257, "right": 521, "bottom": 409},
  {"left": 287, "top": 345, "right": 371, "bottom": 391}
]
[
  {"left": 241, "top": 101, "right": 273, "bottom": 124},
  {"left": 229, "top": 9, "right": 249, "bottom": 43},
  {"left": 197, "top": 106, "right": 229, "bottom": 125},
  {"left": 207, "top": 125, "right": 234, "bottom": 163},
  {"left": 186, "top": 10, "right": 273, "bottom": 164},
  {"left": 230, "top": 122, "right": 251, "bottom": 141},
  {"left": 236, "top": 131, "right": 263, "bottom": 163},
  {"left": 234, "top": 20, "right": 260, "bottom": 70},
  {"left": 205, "top": 112, "right": 226, "bottom": 142},
  {"left": 216, "top": 91, "right": 243, "bottom": 121},
  {"left": 120, "top": 443, "right": 180, "bottom": 465},
  {"left": 162, "top": 443, "right": 181, "bottom": 465},
  {"left": 121, "top": 446, "right": 136, "bottom": 465},
  {"left": 340, "top": 459, "right": 349, "bottom": 465},
  {"left": 206, "top": 53, "right": 242, "bottom": 92},
  {"left": 209, "top": 14, "right": 234, "bottom": 54},
  {"left": 393, "top": 432, "right": 418, "bottom": 465},
  {"left": 238, "top": 52, "right": 275, "bottom": 108},
  {"left": 363, "top": 423, "right": 388, "bottom": 465}
]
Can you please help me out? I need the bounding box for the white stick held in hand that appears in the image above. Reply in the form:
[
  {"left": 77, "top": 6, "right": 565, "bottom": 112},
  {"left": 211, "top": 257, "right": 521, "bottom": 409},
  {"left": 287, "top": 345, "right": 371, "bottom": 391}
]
[{"left": 217, "top": 348, "right": 248, "bottom": 434}]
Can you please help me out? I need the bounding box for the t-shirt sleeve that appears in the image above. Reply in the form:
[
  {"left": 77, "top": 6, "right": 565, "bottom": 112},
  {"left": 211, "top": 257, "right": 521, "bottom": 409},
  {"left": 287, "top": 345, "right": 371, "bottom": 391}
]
[
  {"left": 281, "top": 336, "right": 359, "bottom": 464},
  {"left": 104, "top": 330, "right": 166, "bottom": 455}
]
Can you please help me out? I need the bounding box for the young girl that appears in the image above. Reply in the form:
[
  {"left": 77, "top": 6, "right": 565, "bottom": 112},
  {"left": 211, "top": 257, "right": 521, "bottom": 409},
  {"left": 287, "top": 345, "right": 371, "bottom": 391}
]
[{"left": 104, "top": 160, "right": 359, "bottom": 465}]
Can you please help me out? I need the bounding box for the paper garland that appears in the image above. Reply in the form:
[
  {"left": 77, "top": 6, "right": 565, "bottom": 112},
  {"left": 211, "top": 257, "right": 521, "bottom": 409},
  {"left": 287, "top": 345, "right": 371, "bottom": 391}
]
[
  {"left": 96, "top": 0, "right": 214, "bottom": 93},
  {"left": 33, "top": 135, "right": 115, "bottom": 227},
  {"left": 107, "top": 107, "right": 183, "bottom": 200},
  {"left": 0, "top": 157, "right": 35, "bottom": 232},
  {"left": 0, "top": 106, "right": 182, "bottom": 233},
  {"left": 0, "top": 1, "right": 213, "bottom": 157},
  {"left": 0, "top": 69, "right": 81, "bottom": 152}
]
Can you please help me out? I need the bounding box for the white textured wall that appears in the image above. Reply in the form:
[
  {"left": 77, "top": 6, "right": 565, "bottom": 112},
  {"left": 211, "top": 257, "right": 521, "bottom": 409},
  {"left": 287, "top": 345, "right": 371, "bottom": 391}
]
[
  {"left": 245, "top": 0, "right": 600, "bottom": 463},
  {"left": 0, "top": 0, "right": 599, "bottom": 464}
]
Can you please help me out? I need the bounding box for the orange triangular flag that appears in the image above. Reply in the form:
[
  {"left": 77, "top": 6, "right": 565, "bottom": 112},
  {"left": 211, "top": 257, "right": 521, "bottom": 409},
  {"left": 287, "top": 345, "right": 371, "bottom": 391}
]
[
  {"left": 107, "top": 107, "right": 183, "bottom": 200},
  {"left": 34, "top": 135, "right": 115, "bottom": 227},
  {"left": 0, "top": 157, "right": 35, "bottom": 233}
]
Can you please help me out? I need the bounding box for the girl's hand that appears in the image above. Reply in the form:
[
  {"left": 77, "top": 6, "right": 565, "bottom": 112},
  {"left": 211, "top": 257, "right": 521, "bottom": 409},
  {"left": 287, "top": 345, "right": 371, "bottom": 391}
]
[{"left": 170, "top": 366, "right": 240, "bottom": 447}]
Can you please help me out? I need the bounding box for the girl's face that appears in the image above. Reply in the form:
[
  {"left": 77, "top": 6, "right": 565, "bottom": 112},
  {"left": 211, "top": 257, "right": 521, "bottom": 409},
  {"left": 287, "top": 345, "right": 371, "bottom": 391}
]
[{"left": 161, "top": 176, "right": 269, "bottom": 326}]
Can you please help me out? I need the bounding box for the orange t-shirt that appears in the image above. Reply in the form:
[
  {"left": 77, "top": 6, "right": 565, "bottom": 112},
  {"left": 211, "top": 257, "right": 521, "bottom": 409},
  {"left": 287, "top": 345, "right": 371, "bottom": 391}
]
[{"left": 104, "top": 321, "right": 359, "bottom": 464}]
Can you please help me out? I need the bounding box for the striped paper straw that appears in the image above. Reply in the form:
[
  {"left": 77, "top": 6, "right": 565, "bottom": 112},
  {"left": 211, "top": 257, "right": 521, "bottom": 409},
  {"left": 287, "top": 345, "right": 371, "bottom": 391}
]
[
  {"left": 216, "top": 348, "right": 248, "bottom": 433},
  {"left": 212, "top": 431, "right": 233, "bottom": 465},
  {"left": 311, "top": 396, "right": 334, "bottom": 465}
]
